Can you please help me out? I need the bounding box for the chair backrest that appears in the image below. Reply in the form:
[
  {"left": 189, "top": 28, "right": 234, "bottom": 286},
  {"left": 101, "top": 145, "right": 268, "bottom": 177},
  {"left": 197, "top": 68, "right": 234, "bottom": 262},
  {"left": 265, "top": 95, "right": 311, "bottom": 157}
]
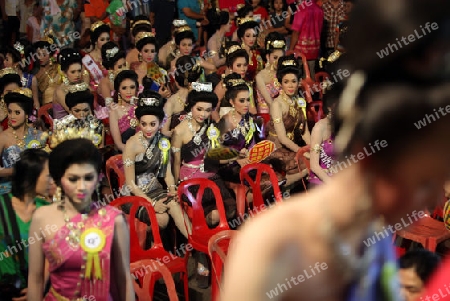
[
  {"left": 110, "top": 196, "right": 166, "bottom": 262},
  {"left": 296, "top": 145, "right": 311, "bottom": 192},
  {"left": 240, "top": 163, "right": 283, "bottom": 209},
  {"left": 307, "top": 100, "right": 324, "bottom": 125},
  {"left": 314, "top": 71, "right": 331, "bottom": 100},
  {"left": 38, "top": 103, "right": 54, "bottom": 129},
  {"left": 130, "top": 259, "right": 179, "bottom": 301},
  {"left": 208, "top": 230, "right": 236, "bottom": 301},
  {"left": 106, "top": 154, "right": 126, "bottom": 194},
  {"left": 178, "top": 178, "right": 230, "bottom": 237}
]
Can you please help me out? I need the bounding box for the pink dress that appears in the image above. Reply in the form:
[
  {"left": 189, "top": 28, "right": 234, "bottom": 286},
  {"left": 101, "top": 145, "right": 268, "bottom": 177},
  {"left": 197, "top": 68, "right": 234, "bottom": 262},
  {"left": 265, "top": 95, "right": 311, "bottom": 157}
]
[
  {"left": 256, "top": 81, "right": 280, "bottom": 114},
  {"left": 43, "top": 206, "right": 122, "bottom": 301},
  {"left": 309, "top": 137, "right": 335, "bottom": 185},
  {"left": 291, "top": 0, "right": 324, "bottom": 60}
]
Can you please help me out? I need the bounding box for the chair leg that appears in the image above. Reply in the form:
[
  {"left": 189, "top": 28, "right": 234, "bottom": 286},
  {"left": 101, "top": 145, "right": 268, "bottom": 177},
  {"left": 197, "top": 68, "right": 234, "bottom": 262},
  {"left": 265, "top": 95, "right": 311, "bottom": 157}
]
[{"left": 183, "top": 271, "right": 190, "bottom": 301}]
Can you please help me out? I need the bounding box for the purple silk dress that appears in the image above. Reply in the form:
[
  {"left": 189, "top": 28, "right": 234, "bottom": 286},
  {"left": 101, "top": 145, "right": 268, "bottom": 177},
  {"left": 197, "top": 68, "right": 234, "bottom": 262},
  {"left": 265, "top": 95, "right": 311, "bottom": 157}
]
[
  {"left": 52, "top": 103, "right": 68, "bottom": 119},
  {"left": 43, "top": 206, "right": 121, "bottom": 301},
  {"left": 309, "top": 137, "right": 335, "bottom": 185},
  {"left": 118, "top": 106, "right": 137, "bottom": 144}
]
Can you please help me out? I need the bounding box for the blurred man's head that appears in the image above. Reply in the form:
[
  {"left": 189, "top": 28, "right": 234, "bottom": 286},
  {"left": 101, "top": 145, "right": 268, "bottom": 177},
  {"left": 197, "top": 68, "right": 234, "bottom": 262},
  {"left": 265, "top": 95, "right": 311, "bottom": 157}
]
[{"left": 398, "top": 249, "right": 441, "bottom": 301}]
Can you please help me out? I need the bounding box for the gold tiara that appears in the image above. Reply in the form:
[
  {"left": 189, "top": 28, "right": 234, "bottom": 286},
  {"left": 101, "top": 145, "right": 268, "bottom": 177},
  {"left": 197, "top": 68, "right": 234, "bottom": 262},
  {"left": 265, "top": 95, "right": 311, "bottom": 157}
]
[
  {"left": 175, "top": 25, "right": 193, "bottom": 34},
  {"left": 11, "top": 88, "right": 32, "bottom": 98},
  {"left": 0, "top": 67, "right": 18, "bottom": 78},
  {"left": 131, "top": 20, "right": 152, "bottom": 30},
  {"left": 237, "top": 16, "right": 255, "bottom": 26},
  {"left": 173, "top": 19, "right": 188, "bottom": 27},
  {"left": 14, "top": 42, "right": 25, "bottom": 56},
  {"left": 90, "top": 21, "right": 109, "bottom": 32},
  {"left": 135, "top": 31, "right": 155, "bottom": 44},
  {"left": 66, "top": 82, "right": 89, "bottom": 93},
  {"left": 140, "top": 97, "right": 161, "bottom": 106},
  {"left": 236, "top": 3, "right": 245, "bottom": 10},
  {"left": 267, "top": 40, "right": 286, "bottom": 50},
  {"left": 226, "top": 45, "right": 242, "bottom": 55},
  {"left": 281, "top": 60, "right": 297, "bottom": 66},
  {"left": 41, "top": 28, "right": 55, "bottom": 45},
  {"left": 191, "top": 82, "right": 213, "bottom": 92},
  {"left": 227, "top": 78, "right": 246, "bottom": 87}
]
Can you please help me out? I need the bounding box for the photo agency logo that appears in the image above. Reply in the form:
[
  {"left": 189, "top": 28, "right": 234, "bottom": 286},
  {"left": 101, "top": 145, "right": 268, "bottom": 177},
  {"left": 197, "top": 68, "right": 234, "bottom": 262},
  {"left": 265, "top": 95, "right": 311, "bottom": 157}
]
[
  {"left": 376, "top": 22, "right": 439, "bottom": 59},
  {"left": 414, "top": 105, "right": 450, "bottom": 130}
]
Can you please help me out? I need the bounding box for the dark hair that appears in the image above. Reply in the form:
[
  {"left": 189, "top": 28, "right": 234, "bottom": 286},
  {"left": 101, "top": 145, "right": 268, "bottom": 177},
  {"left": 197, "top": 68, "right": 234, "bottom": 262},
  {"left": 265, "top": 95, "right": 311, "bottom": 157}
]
[
  {"left": 323, "top": 80, "right": 343, "bottom": 116},
  {"left": 0, "top": 74, "right": 22, "bottom": 94},
  {"left": 58, "top": 48, "right": 82, "bottom": 72},
  {"left": 333, "top": 0, "right": 450, "bottom": 165},
  {"left": 224, "top": 72, "right": 249, "bottom": 102},
  {"left": 131, "top": 16, "right": 152, "bottom": 37},
  {"left": 237, "top": 20, "right": 259, "bottom": 41},
  {"left": 174, "top": 55, "right": 203, "bottom": 87},
  {"left": 5, "top": 39, "right": 33, "bottom": 71},
  {"left": 399, "top": 250, "right": 441, "bottom": 284},
  {"left": 136, "top": 36, "right": 158, "bottom": 52},
  {"left": 33, "top": 41, "right": 53, "bottom": 56},
  {"left": 270, "top": 0, "right": 287, "bottom": 12},
  {"left": 186, "top": 90, "right": 219, "bottom": 112},
  {"left": 135, "top": 90, "right": 165, "bottom": 121},
  {"left": 4, "top": 91, "right": 34, "bottom": 115},
  {"left": 114, "top": 69, "right": 139, "bottom": 96},
  {"left": 90, "top": 23, "right": 110, "bottom": 47},
  {"left": 101, "top": 41, "right": 126, "bottom": 70},
  {"left": 65, "top": 90, "right": 94, "bottom": 110},
  {"left": 12, "top": 149, "right": 49, "bottom": 200},
  {"left": 175, "top": 30, "right": 196, "bottom": 46},
  {"left": 207, "top": 9, "right": 230, "bottom": 33},
  {"left": 264, "top": 32, "right": 286, "bottom": 55},
  {"left": 225, "top": 41, "right": 249, "bottom": 68},
  {"left": 49, "top": 138, "right": 102, "bottom": 186},
  {"left": 276, "top": 55, "right": 301, "bottom": 83},
  {"left": 237, "top": 4, "right": 253, "bottom": 19}
]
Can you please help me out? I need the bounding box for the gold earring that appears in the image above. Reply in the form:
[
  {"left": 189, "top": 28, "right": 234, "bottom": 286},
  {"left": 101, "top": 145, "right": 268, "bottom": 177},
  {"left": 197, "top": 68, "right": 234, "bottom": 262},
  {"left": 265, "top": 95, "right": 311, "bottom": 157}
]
[
  {"left": 53, "top": 186, "right": 62, "bottom": 204},
  {"left": 138, "top": 53, "right": 142, "bottom": 62}
]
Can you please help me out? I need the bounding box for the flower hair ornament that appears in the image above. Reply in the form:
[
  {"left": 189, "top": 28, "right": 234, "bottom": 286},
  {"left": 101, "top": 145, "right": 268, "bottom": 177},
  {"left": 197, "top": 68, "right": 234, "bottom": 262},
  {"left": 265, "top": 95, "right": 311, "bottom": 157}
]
[
  {"left": 90, "top": 20, "right": 109, "bottom": 32},
  {"left": 334, "top": 71, "right": 367, "bottom": 154},
  {"left": 106, "top": 47, "right": 119, "bottom": 59},
  {"left": 139, "top": 97, "right": 161, "bottom": 107},
  {"left": 191, "top": 82, "right": 213, "bottom": 92},
  {"left": 135, "top": 31, "right": 155, "bottom": 44},
  {"left": 266, "top": 40, "right": 286, "bottom": 50},
  {"left": 65, "top": 81, "right": 90, "bottom": 93},
  {"left": 14, "top": 42, "right": 25, "bottom": 58},
  {"left": 173, "top": 19, "right": 188, "bottom": 27}
]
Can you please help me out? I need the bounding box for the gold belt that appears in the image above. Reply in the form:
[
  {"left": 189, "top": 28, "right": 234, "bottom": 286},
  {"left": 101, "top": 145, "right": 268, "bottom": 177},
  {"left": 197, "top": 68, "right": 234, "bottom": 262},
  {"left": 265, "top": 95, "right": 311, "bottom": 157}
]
[{"left": 50, "top": 287, "right": 85, "bottom": 301}]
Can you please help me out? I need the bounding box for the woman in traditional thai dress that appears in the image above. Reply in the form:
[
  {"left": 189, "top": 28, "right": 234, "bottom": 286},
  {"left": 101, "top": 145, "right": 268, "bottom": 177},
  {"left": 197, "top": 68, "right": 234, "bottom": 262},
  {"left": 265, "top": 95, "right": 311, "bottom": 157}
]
[
  {"left": 0, "top": 68, "right": 22, "bottom": 131},
  {"left": 4, "top": 40, "right": 40, "bottom": 110},
  {"left": 206, "top": 10, "right": 232, "bottom": 68},
  {"left": 213, "top": 42, "right": 257, "bottom": 121},
  {"left": 83, "top": 21, "right": 110, "bottom": 91},
  {"left": 28, "top": 138, "right": 134, "bottom": 301},
  {"left": 171, "top": 84, "right": 237, "bottom": 288},
  {"left": 53, "top": 49, "right": 90, "bottom": 119},
  {"left": 108, "top": 70, "right": 139, "bottom": 152},
  {"left": 126, "top": 17, "right": 152, "bottom": 65},
  {"left": 130, "top": 32, "right": 171, "bottom": 98},
  {"left": 266, "top": 55, "right": 310, "bottom": 186},
  {"left": 236, "top": 17, "right": 264, "bottom": 82},
  {"left": 97, "top": 41, "right": 127, "bottom": 108},
  {"left": 33, "top": 32, "right": 61, "bottom": 105},
  {"left": 161, "top": 55, "right": 203, "bottom": 138},
  {"left": 122, "top": 90, "right": 191, "bottom": 240},
  {"left": 255, "top": 32, "right": 286, "bottom": 115},
  {"left": 0, "top": 88, "right": 48, "bottom": 194},
  {"left": 50, "top": 90, "right": 104, "bottom": 149}
]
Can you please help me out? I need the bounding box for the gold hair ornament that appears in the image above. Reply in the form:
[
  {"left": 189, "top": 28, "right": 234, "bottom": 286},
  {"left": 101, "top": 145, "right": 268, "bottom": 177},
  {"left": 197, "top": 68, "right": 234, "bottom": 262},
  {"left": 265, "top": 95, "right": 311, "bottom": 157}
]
[
  {"left": 237, "top": 16, "right": 256, "bottom": 26},
  {"left": 65, "top": 82, "right": 90, "bottom": 93},
  {"left": 266, "top": 40, "right": 286, "bottom": 50},
  {"left": 13, "top": 42, "right": 25, "bottom": 57},
  {"left": 90, "top": 21, "right": 109, "bottom": 32},
  {"left": 0, "top": 67, "right": 19, "bottom": 78},
  {"left": 191, "top": 82, "right": 213, "bottom": 92},
  {"left": 226, "top": 45, "right": 242, "bottom": 55},
  {"left": 135, "top": 31, "right": 155, "bottom": 44},
  {"left": 11, "top": 87, "right": 33, "bottom": 98},
  {"left": 173, "top": 19, "right": 188, "bottom": 27},
  {"left": 334, "top": 71, "right": 366, "bottom": 153},
  {"left": 175, "top": 25, "right": 193, "bottom": 34},
  {"left": 227, "top": 78, "right": 246, "bottom": 87},
  {"left": 281, "top": 60, "right": 296, "bottom": 66},
  {"left": 41, "top": 28, "right": 55, "bottom": 45},
  {"left": 131, "top": 20, "right": 152, "bottom": 30}
]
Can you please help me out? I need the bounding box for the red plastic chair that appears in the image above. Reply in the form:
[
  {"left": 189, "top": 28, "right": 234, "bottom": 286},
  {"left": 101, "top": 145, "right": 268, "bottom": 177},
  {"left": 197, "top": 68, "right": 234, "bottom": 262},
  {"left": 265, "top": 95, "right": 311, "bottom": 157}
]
[
  {"left": 240, "top": 163, "right": 283, "bottom": 211},
  {"left": 314, "top": 71, "right": 331, "bottom": 100},
  {"left": 111, "top": 196, "right": 190, "bottom": 300},
  {"left": 208, "top": 230, "right": 236, "bottom": 301},
  {"left": 178, "top": 178, "right": 231, "bottom": 254},
  {"left": 130, "top": 259, "right": 179, "bottom": 301},
  {"left": 105, "top": 154, "right": 126, "bottom": 194},
  {"left": 307, "top": 100, "right": 324, "bottom": 125},
  {"left": 296, "top": 145, "right": 311, "bottom": 192},
  {"left": 38, "top": 103, "right": 53, "bottom": 130}
]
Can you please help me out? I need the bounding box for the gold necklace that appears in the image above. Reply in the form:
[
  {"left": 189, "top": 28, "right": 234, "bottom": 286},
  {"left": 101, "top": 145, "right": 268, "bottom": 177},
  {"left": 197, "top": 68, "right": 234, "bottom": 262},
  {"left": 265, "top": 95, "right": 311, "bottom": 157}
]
[
  {"left": 12, "top": 125, "right": 28, "bottom": 149},
  {"left": 281, "top": 92, "right": 297, "bottom": 117},
  {"left": 231, "top": 110, "right": 248, "bottom": 137}
]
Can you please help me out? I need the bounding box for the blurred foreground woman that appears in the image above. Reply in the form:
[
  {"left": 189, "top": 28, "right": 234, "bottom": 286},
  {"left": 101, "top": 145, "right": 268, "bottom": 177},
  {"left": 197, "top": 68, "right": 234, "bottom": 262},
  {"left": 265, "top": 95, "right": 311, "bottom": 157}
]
[{"left": 221, "top": 1, "right": 450, "bottom": 300}]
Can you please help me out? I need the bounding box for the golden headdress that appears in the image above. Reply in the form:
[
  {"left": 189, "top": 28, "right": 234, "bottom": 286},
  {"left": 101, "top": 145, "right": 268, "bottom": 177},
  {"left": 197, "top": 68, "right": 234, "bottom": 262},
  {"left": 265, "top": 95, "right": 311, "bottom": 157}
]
[
  {"left": 90, "top": 21, "right": 109, "bottom": 32},
  {"left": 65, "top": 82, "right": 89, "bottom": 93},
  {"left": 173, "top": 19, "right": 188, "bottom": 27},
  {"left": 281, "top": 60, "right": 297, "bottom": 67},
  {"left": 41, "top": 28, "right": 55, "bottom": 45},
  {"left": 0, "top": 67, "right": 19, "bottom": 78},
  {"left": 139, "top": 97, "right": 162, "bottom": 107},
  {"left": 237, "top": 16, "right": 256, "bottom": 26},
  {"left": 225, "top": 44, "right": 242, "bottom": 55},
  {"left": 13, "top": 42, "right": 25, "bottom": 57},
  {"left": 11, "top": 87, "right": 32, "bottom": 98},
  {"left": 266, "top": 39, "right": 286, "bottom": 50},
  {"left": 131, "top": 19, "right": 152, "bottom": 31},
  {"left": 227, "top": 78, "right": 247, "bottom": 87},
  {"left": 135, "top": 31, "right": 155, "bottom": 44},
  {"left": 175, "top": 25, "right": 193, "bottom": 34}
]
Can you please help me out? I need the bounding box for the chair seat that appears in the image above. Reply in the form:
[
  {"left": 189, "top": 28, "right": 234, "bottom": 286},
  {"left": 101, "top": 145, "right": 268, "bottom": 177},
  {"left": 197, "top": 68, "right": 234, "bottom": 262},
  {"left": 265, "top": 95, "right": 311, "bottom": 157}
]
[{"left": 396, "top": 216, "right": 450, "bottom": 251}]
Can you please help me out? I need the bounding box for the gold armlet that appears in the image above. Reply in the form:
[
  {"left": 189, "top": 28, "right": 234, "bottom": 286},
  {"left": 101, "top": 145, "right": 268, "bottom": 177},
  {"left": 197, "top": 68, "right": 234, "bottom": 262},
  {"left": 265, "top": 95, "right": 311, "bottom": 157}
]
[{"left": 312, "top": 144, "right": 322, "bottom": 154}]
